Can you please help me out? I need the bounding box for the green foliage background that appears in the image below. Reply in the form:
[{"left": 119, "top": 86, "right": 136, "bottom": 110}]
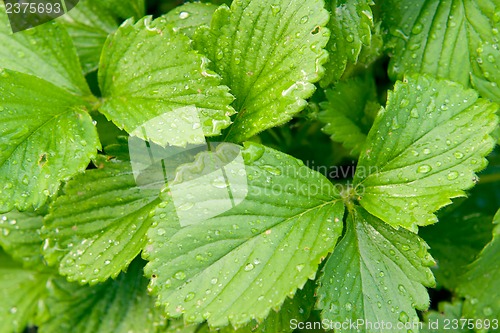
[{"left": 0, "top": 0, "right": 499, "bottom": 332}]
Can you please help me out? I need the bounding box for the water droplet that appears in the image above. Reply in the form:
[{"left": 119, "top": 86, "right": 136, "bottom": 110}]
[
  {"left": 93, "top": 268, "right": 100, "bottom": 274},
  {"left": 402, "top": 245, "right": 410, "bottom": 251},
  {"left": 399, "top": 311, "right": 409, "bottom": 323},
  {"left": 483, "top": 306, "right": 493, "bottom": 316},
  {"left": 179, "top": 11, "right": 189, "bottom": 19},
  {"left": 157, "top": 228, "right": 166, "bottom": 236},
  {"left": 210, "top": 278, "right": 218, "bottom": 285},
  {"left": 244, "top": 263, "right": 254, "bottom": 271},
  {"left": 346, "top": 34, "right": 354, "bottom": 43},
  {"left": 398, "top": 285, "right": 407, "bottom": 294},
  {"left": 345, "top": 302, "right": 353, "bottom": 311},
  {"left": 262, "top": 165, "right": 282, "bottom": 176},
  {"left": 399, "top": 98, "right": 409, "bottom": 107},
  {"left": 211, "top": 177, "right": 228, "bottom": 189},
  {"left": 377, "top": 302, "right": 382, "bottom": 308},
  {"left": 104, "top": 260, "right": 111, "bottom": 265},
  {"left": 10, "top": 307, "right": 17, "bottom": 314},
  {"left": 454, "top": 152, "right": 464, "bottom": 159},
  {"left": 271, "top": 5, "right": 281, "bottom": 16},
  {"left": 300, "top": 16, "right": 309, "bottom": 24},
  {"left": 447, "top": 171, "right": 459, "bottom": 180},
  {"left": 412, "top": 23, "right": 423, "bottom": 35},
  {"left": 178, "top": 202, "right": 194, "bottom": 211},
  {"left": 184, "top": 292, "right": 195, "bottom": 302},
  {"left": 423, "top": 148, "right": 431, "bottom": 155},
  {"left": 417, "top": 165, "right": 432, "bottom": 174},
  {"left": 296, "top": 264, "right": 305, "bottom": 272},
  {"left": 410, "top": 108, "right": 419, "bottom": 118},
  {"left": 174, "top": 271, "right": 186, "bottom": 280},
  {"left": 379, "top": 271, "right": 385, "bottom": 277}
]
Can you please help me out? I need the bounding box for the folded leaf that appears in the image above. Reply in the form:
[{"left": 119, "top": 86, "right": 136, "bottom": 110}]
[
  {"left": 456, "top": 209, "right": 500, "bottom": 323},
  {"left": 318, "top": 73, "right": 379, "bottom": 156},
  {"left": 354, "top": 75, "right": 498, "bottom": 230},
  {"left": 0, "top": 251, "right": 49, "bottom": 333},
  {"left": 194, "top": 0, "right": 329, "bottom": 142},
  {"left": 43, "top": 157, "right": 164, "bottom": 284},
  {"left": 0, "top": 70, "right": 100, "bottom": 213},
  {"left": 0, "top": 210, "right": 46, "bottom": 269},
  {"left": 99, "top": 16, "right": 235, "bottom": 147},
  {"left": 321, "top": 0, "right": 374, "bottom": 86},
  {"left": 37, "top": 258, "right": 166, "bottom": 333},
  {"left": 420, "top": 180, "right": 498, "bottom": 290},
  {"left": 422, "top": 301, "right": 473, "bottom": 333},
  {"left": 58, "top": 0, "right": 119, "bottom": 74},
  {"left": 0, "top": 6, "right": 90, "bottom": 96},
  {"left": 144, "top": 142, "right": 344, "bottom": 328},
  {"left": 317, "top": 207, "right": 435, "bottom": 333},
  {"left": 384, "top": 0, "right": 500, "bottom": 102}
]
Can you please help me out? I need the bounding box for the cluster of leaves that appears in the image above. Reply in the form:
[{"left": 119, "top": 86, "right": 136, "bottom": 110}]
[{"left": 0, "top": 0, "right": 499, "bottom": 332}]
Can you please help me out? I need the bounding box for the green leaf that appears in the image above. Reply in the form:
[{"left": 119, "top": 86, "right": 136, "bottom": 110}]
[
  {"left": 37, "top": 258, "right": 166, "bottom": 333},
  {"left": 471, "top": 41, "right": 500, "bottom": 103},
  {"left": 318, "top": 73, "right": 379, "bottom": 156},
  {"left": 422, "top": 301, "right": 473, "bottom": 333},
  {"left": 42, "top": 156, "right": 162, "bottom": 284},
  {"left": 456, "top": 209, "right": 500, "bottom": 322},
  {"left": 384, "top": 0, "right": 500, "bottom": 102},
  {"left": 0, "top": 250, "right": 49, "bottom": 333},
  {"left": 194, "top": 0, "right": 330, "bottom": 142},
  {"left": 420, "top": 181, "right": 497, "bottom": 290},
  {"left": 58, "top": 0, "right": 119, "bottom": 74},
  {"left": 163, "top": 2, "right": 218, "bottom": 39},
  {"left": 354, "top": 75, "right": 498, "bottom": 230},
  {"left": 98, "top": 16, "right": 235, "bottom": 147},
  {"left": 144, "top": 142, "right": 344, "bottom": 328},
  {"left": 0, "top": 210, "right": 46, "bottom": 269},
  {"left": 0, "top": 7, "right": 90, "bottom": 96},
  {"left": 321, "top": 0, "right": 374, "bottom": 86},
  {"left": 317, "top": 207, "right": 436, "bottom": 333},
  {"left": 197, "top": 279, "right": 315, "bottom": 333},
  {"left": 0, "top": 70, "right": 100, "bottom": 213},
  {"left": 99, "top": 0, "right": 145, "bottom": 20}
]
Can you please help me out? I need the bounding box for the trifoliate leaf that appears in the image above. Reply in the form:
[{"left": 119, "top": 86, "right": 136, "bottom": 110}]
[
  {"left": 37, "top": 258, "right": 166, "bottom": 333},
  {"left": 194, "top": 0, "right": 329, "bottom": 142},
  {"left": 0, "top": 210, "right": 45, "bottom": 269},
  {"left": 420, "top": 181, "right": 497, "bottom": 290},
  {"left": 144, "top": 142, "right": 344, "bottom": 328},
  {"left": 421, "top": 301, "right": 473, "bottom": 333},
  {"left": 317, "top": 207, "right": 435, "bottom": 333},
  {"left": 163, "top": 2, "right": 218, "bottom": 39},
  {"left": 318, "top": 73, "right": 379, "bottom": 156},
  {"left": 321, "top": 0, "right": 374, "bottom": 86},
  {"left": 0, "top": 250, "right": 49, "bottom": 333},
  {"left": 0, "top": 70, "right": 100, "bottom": 213},
  {"left": 0, "top": 6, "right": 90, "bottom": 96},
  {"left": 354, "top": 75, "right": 498, "bottom": 230},
  {"left": 58, "top": 0, "right": 119, "bottom": 74},
  {"left": 456, "top": 209, "right": 500, "bottom": 322},
  {"left": 384, "top": 0, "right": 500, "bottom": 103},
  {"left": 42, "top": 157, "right": 163, "bottom": 284},
  {"left": 98, "top": 16, "right": 235, "bottom": 147}
]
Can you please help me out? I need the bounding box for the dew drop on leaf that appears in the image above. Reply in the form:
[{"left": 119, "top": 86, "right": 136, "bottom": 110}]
[{"left": 417, "top": 165, "right": 432, "bottom": 173}]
